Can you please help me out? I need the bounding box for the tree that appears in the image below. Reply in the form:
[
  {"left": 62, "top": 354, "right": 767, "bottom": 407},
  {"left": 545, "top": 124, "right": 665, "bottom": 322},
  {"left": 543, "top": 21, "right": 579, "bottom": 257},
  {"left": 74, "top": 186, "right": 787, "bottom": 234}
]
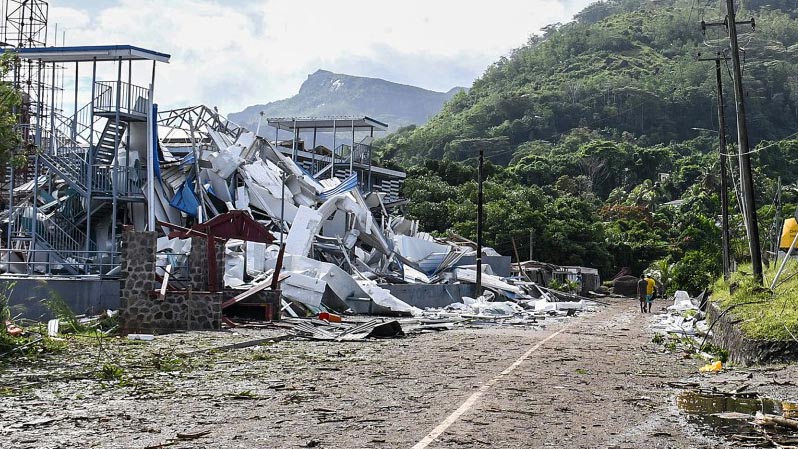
[{"left": 0, "top": 53, "right": 21, "bottom": 166}]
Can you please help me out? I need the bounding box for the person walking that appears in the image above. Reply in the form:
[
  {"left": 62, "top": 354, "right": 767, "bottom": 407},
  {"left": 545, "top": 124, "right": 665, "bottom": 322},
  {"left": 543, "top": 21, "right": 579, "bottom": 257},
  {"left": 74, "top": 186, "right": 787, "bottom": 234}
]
[
  {"left": 645, "top": 275, "right": 656, "bottom": 313},
  {"left": 637, "top": 276, "right": 648, "bottom": 313}
]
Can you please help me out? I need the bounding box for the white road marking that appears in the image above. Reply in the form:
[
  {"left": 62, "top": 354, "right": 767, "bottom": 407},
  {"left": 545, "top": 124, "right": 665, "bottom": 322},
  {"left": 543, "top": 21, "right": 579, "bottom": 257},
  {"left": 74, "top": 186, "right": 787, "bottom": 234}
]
[{"left": 410, "top": 325, "right": 571, "bottom": 449}]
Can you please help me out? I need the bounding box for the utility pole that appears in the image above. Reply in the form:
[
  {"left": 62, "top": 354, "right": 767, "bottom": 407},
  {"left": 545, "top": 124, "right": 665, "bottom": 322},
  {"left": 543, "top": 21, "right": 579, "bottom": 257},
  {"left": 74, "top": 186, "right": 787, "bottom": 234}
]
[
  {"left": 529, "top": 230, "right": 534, "bottom": 261},
  {"left": 476, "top": 148, "right": 484, "bottom": 296},
  {"left": 717, "top": 57, "right": 732, "bottom": 281},
  {"left": 725, "top": 0, "right": 762, "bottom": 283},
  {"left": 702, "top": 3, "right": 762, "bottom": 283},
  {"left": 698, "top": 51, "right": 732, "bottom": 280}
]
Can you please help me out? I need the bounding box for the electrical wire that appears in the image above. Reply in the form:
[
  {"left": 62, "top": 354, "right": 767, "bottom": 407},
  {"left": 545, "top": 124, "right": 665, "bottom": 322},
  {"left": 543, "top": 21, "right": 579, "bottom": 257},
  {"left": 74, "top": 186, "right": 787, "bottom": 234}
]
[
  {"left": 718, "top": 130, "right": 798, "bottom": 157},
  {"left": 726, "top": 151, "right": 746, "bottom": 229}
]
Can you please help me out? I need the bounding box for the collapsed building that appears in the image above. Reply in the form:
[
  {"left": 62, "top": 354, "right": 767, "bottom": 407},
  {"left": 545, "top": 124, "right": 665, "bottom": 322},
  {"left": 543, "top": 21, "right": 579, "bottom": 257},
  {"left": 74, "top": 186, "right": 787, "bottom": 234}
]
[{"left": 0, "top": 37, "right": 600, "bottom": 332}]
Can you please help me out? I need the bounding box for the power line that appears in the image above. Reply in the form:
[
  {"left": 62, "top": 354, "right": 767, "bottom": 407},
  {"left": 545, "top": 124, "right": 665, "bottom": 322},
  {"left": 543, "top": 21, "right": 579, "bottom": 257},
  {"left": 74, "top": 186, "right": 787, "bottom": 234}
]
[{"left": 718, "top": 129, "right": 798, "bottom": 157}]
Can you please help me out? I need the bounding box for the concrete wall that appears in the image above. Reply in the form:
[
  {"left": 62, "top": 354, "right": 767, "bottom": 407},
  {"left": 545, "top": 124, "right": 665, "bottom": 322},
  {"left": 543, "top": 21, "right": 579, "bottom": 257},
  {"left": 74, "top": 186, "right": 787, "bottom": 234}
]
[
  {"left": 385, "top": 283, "right": 476, "bottom": 309},
  {"left": 708, "top": 302, "right": 798, "bottom": 365},
  {"left": 0, "top": 277, "right": 120, "bottom": 320}
]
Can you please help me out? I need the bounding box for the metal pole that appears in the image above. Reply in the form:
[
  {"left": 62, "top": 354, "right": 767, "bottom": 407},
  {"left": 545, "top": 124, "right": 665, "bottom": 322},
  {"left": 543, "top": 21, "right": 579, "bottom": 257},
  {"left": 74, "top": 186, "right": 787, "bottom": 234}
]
[
  {"left": 85, "top": 58, "right": 96, "bottom": 268},
  {"left": 715, "top": 58, "right": 731, "bottom": 281},
  {"left": 31, "top": 60, "right": 44, "bottom": 275},
  {"left": 476, "top": 148, "right": 484, "bottom": 296},
  {"left": 127, "top": 60, "right": 132, "bottom": 113},
  {"left": 280, "top": 167, "right": 286, "bottom": 244},
  {"left": 188, "top": 118, "right": 203, "bottom": 222},
  {"left": 146, "top": 83, "right": 155, "bottom": 231},
  {"left": 291, "top": 118, "right": 297, "bottom": 162},
  {"left": 274, "top": 120, "right": 278, "bottom": 155},
  {"left": 311, "top": 126, "right": 317, "bottom": 176},
  {"left": 7, "top": 48, "right": 19, "bottom": 252},
  {"left": 350, "top": 119, "right": 354, "bottom": 178},
  {"left": 73, "top": 62, "right": 78, "bottom": 141},
  {"left": 147, "top": 60, "right": 156, "bottom": 231},
  {"left": 368, "top": 127, "right": 373, "bottom": 192},
  {"left": 35, "top": 60, "right": 42, "bottom": 148},
  {"left": 331, "top": 119, "right": 337, "bottom": 179},
  {"left": 726, "top": 0, "right": 763, "bottom": 283},
  {"left": 111, "top": 57, "right": 121, "bottom": 266},
  {"left": 50, "top": 61, "right": 55, "bottom": 151},
  {"left": 771, "top": 230, "right": 798, "bottom": 290}
]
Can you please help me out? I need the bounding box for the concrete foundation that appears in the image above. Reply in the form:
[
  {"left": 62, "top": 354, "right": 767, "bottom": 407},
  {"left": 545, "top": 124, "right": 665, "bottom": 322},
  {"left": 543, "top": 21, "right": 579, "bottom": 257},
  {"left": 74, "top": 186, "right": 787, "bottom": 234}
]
[{"left": 0, "top": 277, "right": 120, "bottom": 320}]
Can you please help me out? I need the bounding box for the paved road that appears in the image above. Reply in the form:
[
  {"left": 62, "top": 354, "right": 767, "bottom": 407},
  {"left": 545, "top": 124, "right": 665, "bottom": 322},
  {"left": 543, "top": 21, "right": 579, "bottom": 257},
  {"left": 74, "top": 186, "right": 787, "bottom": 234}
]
[{"left": 2, "top": 299, "right": 721, "bottom": 448}]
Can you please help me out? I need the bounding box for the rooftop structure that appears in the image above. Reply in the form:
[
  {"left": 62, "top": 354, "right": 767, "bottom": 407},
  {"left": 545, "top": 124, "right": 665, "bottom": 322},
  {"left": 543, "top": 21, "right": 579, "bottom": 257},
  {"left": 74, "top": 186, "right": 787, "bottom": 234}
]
[
  {"left": 1, "top": 41, "right": 169, "bottom": 276},
  {"left": 266, "top": 116, "right": 402, "bottom": 201}
]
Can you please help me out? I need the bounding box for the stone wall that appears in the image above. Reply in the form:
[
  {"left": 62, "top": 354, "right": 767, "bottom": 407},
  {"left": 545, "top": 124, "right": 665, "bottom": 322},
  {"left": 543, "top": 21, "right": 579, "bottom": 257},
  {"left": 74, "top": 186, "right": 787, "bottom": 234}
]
[
  {"left": 119, "top": 231, "right": 222, "bottom": 334},
  {"left": 121, "top": 291, "right": 222, "bottom": 334},
  {"left": 708, "top": 302, "right": 798, "bottom": 366},
  {"left": 187, "top": 236, "right": 224, "bottom": 291}
]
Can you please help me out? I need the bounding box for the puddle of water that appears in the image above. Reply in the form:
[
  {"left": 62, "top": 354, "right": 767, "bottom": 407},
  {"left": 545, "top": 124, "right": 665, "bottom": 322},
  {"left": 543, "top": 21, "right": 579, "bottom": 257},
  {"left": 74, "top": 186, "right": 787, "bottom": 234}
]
[{"left": 677, "top": 390, "right": 798, "bottom": 440}]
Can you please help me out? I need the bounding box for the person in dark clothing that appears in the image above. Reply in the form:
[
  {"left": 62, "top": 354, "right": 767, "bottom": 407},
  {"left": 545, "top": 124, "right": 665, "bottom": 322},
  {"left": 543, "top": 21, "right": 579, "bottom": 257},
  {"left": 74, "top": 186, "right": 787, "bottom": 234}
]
[{"left": 637, "top": 276, "right": 648, "bottom": 313}]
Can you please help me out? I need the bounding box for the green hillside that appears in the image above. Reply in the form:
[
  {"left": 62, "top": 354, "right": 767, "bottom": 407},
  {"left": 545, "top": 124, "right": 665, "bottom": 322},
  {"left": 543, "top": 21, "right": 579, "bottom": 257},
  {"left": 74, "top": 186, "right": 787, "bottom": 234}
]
[{"left": 379, "top": 0, "right": 798, "bottom": 292}]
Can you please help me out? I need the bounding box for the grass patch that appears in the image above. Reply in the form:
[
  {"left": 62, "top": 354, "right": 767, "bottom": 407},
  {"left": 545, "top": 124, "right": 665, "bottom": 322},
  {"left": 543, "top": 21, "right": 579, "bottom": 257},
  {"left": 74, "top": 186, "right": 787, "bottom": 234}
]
[
  {"left": 231, "top": 390, "right": 258, "bottom": 399},
  {"left": 149, "top": 351, "right": 188, "bottom": 372},
  {"left": 97, "top": 362, "right": 125, "bottom": 382},
  {"left": 711, "top": 263, "right": 798, "bottom": 340}
]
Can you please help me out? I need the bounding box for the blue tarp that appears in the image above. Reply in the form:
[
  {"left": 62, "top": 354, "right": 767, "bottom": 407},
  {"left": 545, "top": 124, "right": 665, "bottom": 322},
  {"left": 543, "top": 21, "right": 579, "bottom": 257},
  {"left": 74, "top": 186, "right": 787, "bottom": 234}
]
[
  {"left": 169, "top": 176, "right": 200, "bottom": 217},
  {"left": 152, "top": 103, "right": 162, "bottom": 184}
]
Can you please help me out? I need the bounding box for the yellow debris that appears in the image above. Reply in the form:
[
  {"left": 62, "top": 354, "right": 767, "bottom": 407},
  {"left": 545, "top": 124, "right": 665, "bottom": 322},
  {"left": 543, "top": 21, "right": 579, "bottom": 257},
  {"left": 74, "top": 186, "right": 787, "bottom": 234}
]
[{"left": 699, "top": 360, "right": 723, "bottom": 372}]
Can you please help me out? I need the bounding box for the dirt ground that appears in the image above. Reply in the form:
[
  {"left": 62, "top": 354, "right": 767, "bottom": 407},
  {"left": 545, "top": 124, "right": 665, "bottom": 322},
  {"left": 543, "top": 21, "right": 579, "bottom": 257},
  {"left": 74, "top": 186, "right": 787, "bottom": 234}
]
[{"left": 2, "top": 297, "right": 797, "bottom": 448}]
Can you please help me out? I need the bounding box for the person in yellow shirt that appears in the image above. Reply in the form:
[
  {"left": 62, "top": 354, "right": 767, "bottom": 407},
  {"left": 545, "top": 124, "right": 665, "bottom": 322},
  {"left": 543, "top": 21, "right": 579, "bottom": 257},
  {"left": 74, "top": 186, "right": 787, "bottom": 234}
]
[{"left": 644, "top": 275, "right": 656, "bottom": 313}]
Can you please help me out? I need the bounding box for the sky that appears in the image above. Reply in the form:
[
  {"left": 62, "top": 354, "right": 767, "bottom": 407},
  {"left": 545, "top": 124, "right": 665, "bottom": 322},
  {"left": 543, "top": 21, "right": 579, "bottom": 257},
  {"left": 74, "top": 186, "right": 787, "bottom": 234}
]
[{"left": 47, "top": 0, "right": 594, "bottom": 115}]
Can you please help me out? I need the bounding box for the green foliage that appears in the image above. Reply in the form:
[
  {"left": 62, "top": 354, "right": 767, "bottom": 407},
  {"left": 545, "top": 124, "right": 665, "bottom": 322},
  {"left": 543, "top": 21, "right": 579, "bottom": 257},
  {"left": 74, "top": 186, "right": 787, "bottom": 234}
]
[
  {"left": 97, "top": 362, "right": 125, "bottom": 382},
  {"left": 711, "top": 264, "right": 798, "bottom": 340},
  {"left": 647, "top": 258, "right": 674, "bottom": 294},
  {"left": 703, "top": 343, "right": 729, "bottom": 363},
  {"left": 671, "top": 250, "right": 720, "bottom": 297},
  {"left": 41, "top": 294, "right": 85, "bottom": 334},
  {"left": 0, "top": 53, "right": 20, "bottom": 167},
  {"left": 149, "top": 352, "right": 185, "bottom": 372},
  {"left": 379, "top": 0, "right": 798, "bottom": 287},
  {"left": 0, "top": 281, "right": 14, "bottom": 323}
]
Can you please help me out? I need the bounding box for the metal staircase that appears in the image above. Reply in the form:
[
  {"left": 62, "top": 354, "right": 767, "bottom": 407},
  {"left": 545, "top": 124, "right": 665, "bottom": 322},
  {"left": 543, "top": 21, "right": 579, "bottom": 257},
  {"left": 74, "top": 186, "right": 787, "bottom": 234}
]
[
  {"left": 6, "top": 81, "right": 149, "bottom": 275},
  {"left": 94, "top": 120, "right": 127, "bottom": 165}
]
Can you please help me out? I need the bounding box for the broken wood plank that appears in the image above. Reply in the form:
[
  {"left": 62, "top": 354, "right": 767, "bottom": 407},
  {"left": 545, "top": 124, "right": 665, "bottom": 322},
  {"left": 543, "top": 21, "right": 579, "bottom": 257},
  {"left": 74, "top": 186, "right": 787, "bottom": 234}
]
[
  {"left": 159, "top": 263, "right": 172, "bottom": 301},
  {"left": 221, "top": 272, "right": 290, "bottom": 309},
  {"left": 754, "top": 412, "right": 798, "bottom": 430},
  {"left": 177, "top": 429, "right": 211, "bottom": 440}
]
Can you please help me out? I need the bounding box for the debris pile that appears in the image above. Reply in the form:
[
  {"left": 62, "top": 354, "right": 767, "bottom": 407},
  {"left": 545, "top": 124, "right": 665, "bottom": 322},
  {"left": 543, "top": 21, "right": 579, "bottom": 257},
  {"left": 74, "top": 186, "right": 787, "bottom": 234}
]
[
  {"left": 149, "top": 115, "right": 603, "bottom": 322},
  {"left": 652, "top": 290, "right": 709, "bottom": 337}
]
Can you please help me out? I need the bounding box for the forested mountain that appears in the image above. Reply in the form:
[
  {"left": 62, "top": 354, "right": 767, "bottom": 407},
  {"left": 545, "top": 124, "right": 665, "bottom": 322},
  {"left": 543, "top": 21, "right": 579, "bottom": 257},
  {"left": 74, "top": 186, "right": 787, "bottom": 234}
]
[
  {"left": 379, "top": 0, "right": 798, "bottom": 293},
  {"left": 229, "top": 70, "right": 464, "bottom": 134}
]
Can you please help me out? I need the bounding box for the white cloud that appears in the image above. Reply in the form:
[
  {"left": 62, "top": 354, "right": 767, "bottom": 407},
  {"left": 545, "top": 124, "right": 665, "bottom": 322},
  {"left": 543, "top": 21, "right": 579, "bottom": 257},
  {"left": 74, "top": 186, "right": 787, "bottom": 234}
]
[{"left": 48, "top": 0, "right": 593, "bottom": 114}]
